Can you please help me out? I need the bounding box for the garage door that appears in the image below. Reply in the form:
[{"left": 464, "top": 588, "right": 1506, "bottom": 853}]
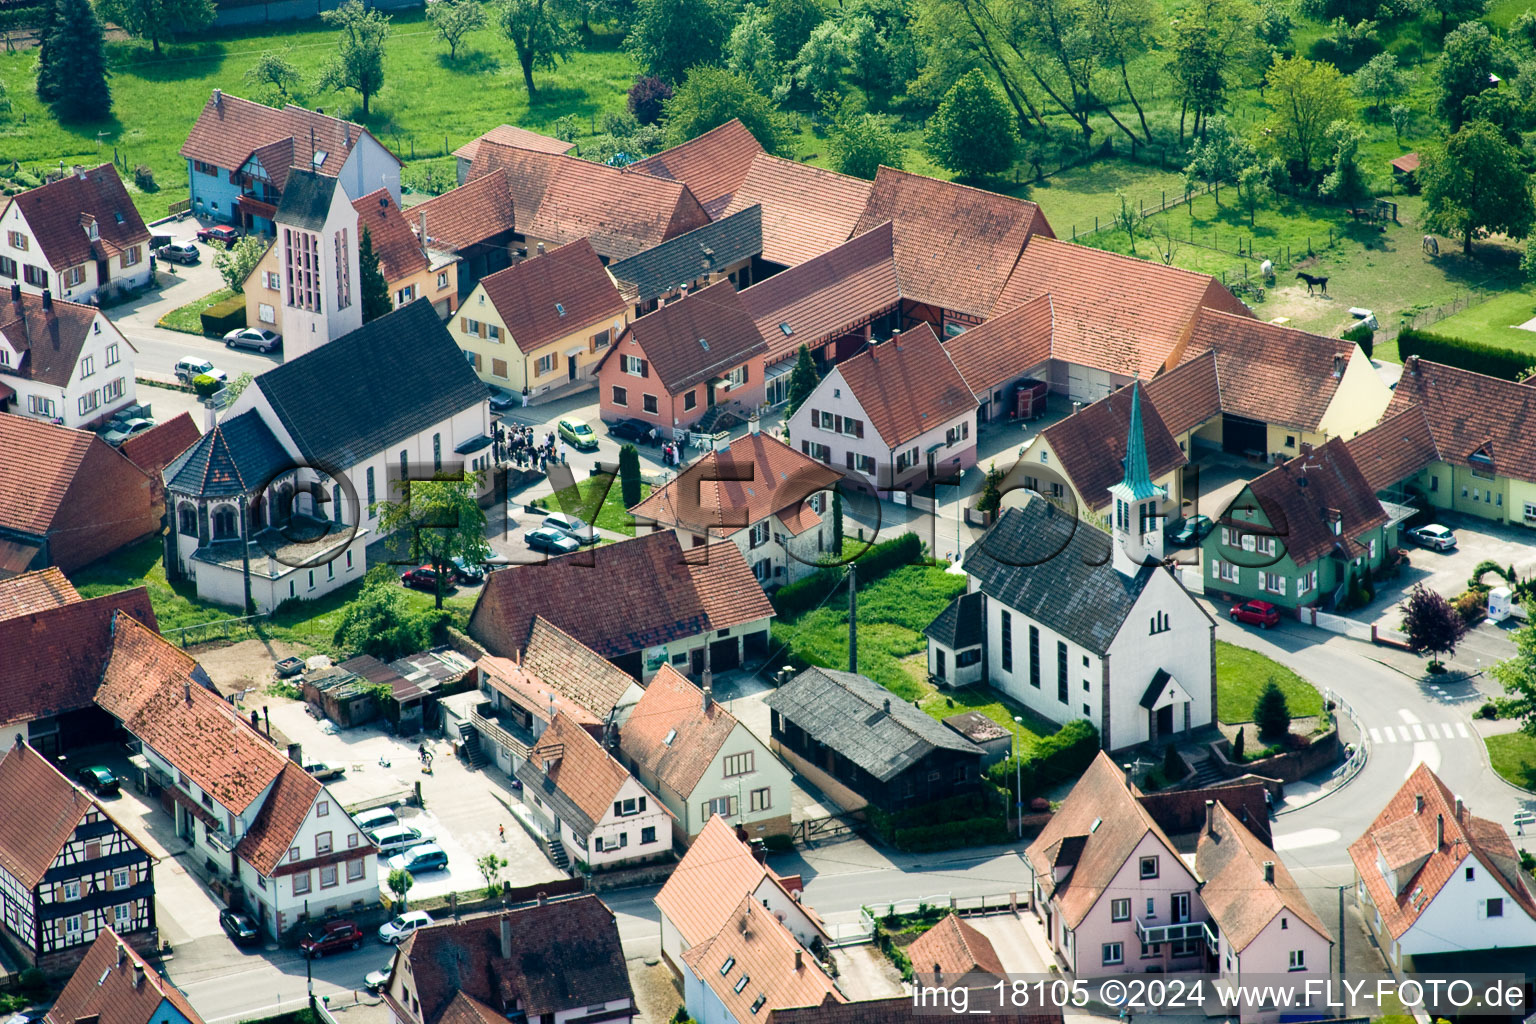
[
  {"left": 710, "top": 638, "right": 741, "bottom": 671},
  {"left": 743, "top": 629, "right": 769, "bottom": 660},
  {"left": 1222, "top": 415, "right": 1268, "bottom": 456}
]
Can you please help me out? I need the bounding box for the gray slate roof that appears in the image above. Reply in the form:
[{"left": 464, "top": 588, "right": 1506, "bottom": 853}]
[
  {"left": 608, "top": 205, "right": 763, "bottom": 303},
  {"left": 962, "top": 497, "right": 1155, "bottom": 656},
  {"left": 765, "top": 667, "right": 983, "bottom": 782},
  {"left": 166, "top": 410, "right": 293, "bottom": 498},
  {"left": 924, "top": 591, "right": 985, "bottom": 650},
  {"left": 255, "top": 299, "right": 487, "bottom": 471},
  {"left": 274, "top": 169, "right": 340, "bottom": 231}
]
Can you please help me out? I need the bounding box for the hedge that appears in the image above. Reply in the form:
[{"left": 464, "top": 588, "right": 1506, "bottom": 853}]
[
  {"left": 1341, "top": 322, "right": 1373, "bottom": 359},
  {"left": 892, "top": 816, "right": 1012, "bottom": 852},
  {"left": 771, "top": 531, "right": 924, "bottom": 619},
  {"left": 1397, "top": 328, "right": 1533, "bottom": 381},
  {"left": 200, "top": 294, "right": 247, "bottom": 337},
  {"left": 986, "top": 718, "right": 1101, "bottom": 797}
]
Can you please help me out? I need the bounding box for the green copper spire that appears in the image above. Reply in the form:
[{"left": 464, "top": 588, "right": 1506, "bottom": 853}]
[{"left": 1118, "top": 382, "right": 1160, "bottom": 501}]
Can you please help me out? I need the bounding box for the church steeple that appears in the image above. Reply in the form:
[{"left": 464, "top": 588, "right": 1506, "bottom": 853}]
[{"left": 1108, "top": 382, "right": 1167, "bottom": 577}]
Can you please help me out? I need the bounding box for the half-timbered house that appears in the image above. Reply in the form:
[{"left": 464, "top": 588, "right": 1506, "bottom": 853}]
[{"left": 0, "top": 739, "right": 154, "bottom": 973}]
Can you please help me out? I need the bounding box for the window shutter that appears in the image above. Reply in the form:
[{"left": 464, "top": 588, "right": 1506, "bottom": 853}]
[
  {"left": 741, "top": 364, "right": 748, "bottom": 382},
  {"left": 639, "top": 796, "right": 647, "bottom": 812},
  {"left": 854, "top": 419, "right": 864, "bottom": 439},
  {"left": 460, "top": 317, "right": 467, "bottom": 333},
  {"left": 589, "top": 336, "right": 597, "bottom": 353},
  {"left": 478, "top": 321, "right": 487, "bottom": 339},
  {"left": 834, "top": 415, "right": 843, "bottom": 434},
  {"left": 639, "top": 359, "right": 649, "bottom": 377},
  {"left": 846, "top": 451, "right": 854, "bottom": 470},
  {"left": 613, "top": 801, "right": 621, "bottom": 818}
]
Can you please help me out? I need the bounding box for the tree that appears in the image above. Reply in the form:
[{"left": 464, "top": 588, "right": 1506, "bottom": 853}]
[
  {"left": 786, "top": 19, "right": 850, "bottom": 99},
  {"left": 1492, "top": 617, "right": 1536, "bottom": 734},
  {"left": 360, "top": 226, "right": 391, "bottom": 322},
  {"left": 211, "top": 234, "right": 267, "bottom": 293},
  {"left": 315, "top": 0, "right": 390, "bottom": 115},
  {"left": 1522, "top": 237, "right": 1536, "bottom": 284},
  {"left": 1321, "top": 118, "right": 1369, "bottom": 202},
  {"left": 38, "top": 0, "right": 110, "bottom": 120},
  {"left": 1421, "top": 120, "right": 1536, "bottom": 256},
  {"left": 475, "top": 852, "right": 508, "bottom": 896},
  {"left": 34, "top": 0, "right": 63, "bottom": 103},
  {"left": 1253, "top": 679, "right": 1291, "bottom": 740},
  {"left": 1183, "top": 115, "right": 1254, "bottom": 205},
  {"left": 1167, "top": 0, "right": 1254, "bottom": 141},
  {"left": 501, "top": 0, "right": 575, "bottom": 97},
  {"left": 1352, "top": 51, "right": 1407, "bottom": 114},
  {"left": 1162, "top": 742, "right": 1182, "bottom": 780},
  {"left": 618, "top": 443, "right": 642, "bottom": 507},
  {"left": 1428, "top": 0, "right": 1486, "bottom": 33},
  {"left": 975, "top": 462, "right": 1004, "bottom": 516},
  {"left": 925, "top": 68, "right": 1017, "bottom": 179},
  {"left": 1235, "top": 160, "right": 1273, "bottom": 226},
  {"left": 225, "top": 371, "right": 255, "bottom": 403},
  {"left": 333, "top": 567, "right": 448, "bottom": 659},
  {"left": 626, "top": 0, "right": 731, "bottom": 84},
  {"left": 1113, "top": 191, "right": 1138, "bottom": 254},
  {"left": 628, "top": 75, "right": 672, "bottom": 124},
  {"left": 764, "top": 0, "right": 827, "bottom": 61},
  {"left": 429, "top": 0, "right": 487, "bottom": 58},
  {"left": 785, "top": 344, "right": 819, "bottom": 416},
  {"left": 826, "top": 110, "right": 904, "bottom": 179},
  {"left": 1390, "top": 102, "right": 1411, "bottom": 141},
  {"left": 245, "top": 49, "right": 303, "bottom": 101},
  {"left": 1262, "top": 55, "right": 1353, "bottom": 179},
  {"left": 1232, "top": 726, "right": 1245, "bottom": 760},
  {"left": 837, "top": 0, "right": 920, "bottom": 108},
  {"left": 375, "top": 472, "right": 491, "bottom": 609},
  {"left": 1400, "top": 582, "right": 1469, "bottom": 669},
  {"left": 662, "top": 65, "right": 791, "bottom": 152},
  {"left": 726, "top": 5, "right": 781, "bottom": 93},
  {"left": 385, "top": 867, "right": 414, "bottom": 910},
  {"left": 97, "top": 0, "right": 214, "bottom": 54},
  {"left": 1437, "top": 20, "right": 1502, "bottom": 130}
]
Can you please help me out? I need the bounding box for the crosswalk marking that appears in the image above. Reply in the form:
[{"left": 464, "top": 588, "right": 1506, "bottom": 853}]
[
  {"left": 1397, "top": 726, "right": 1413, "bottom": 742},
  {"left": 1456, "top": 722, "right": 1470, "bottom": 738},
  {"left": 1369, "top": 727, "right": 1382, "bottom": 743},
  {"left": 1366, "top": 721, "right": 1474, "bottom": 743},
  {"left": 1412, "top": 723, "right": 1426, "bottom": 741}
]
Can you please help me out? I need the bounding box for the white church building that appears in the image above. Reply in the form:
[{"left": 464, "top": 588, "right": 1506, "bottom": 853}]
[{"left": 930, "top": 384, "right": 1215, "bottom": 751}]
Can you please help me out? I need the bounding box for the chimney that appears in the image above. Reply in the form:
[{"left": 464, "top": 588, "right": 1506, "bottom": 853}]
[
  {"left": 883, "top": 697, "right": 891, "bottom": 714},
  {"left": 74, "top": 165, "right": 86, "bottom": 180},
  {"left": 8, "top": 282, "right": 18, "bottom": 303},
  {"left": 1414, "top": 793, "right": 1425, "bottom": 814},
  {"left": 204, "top": 404, "right": 218, "bottom": 433},
  {"left": 748, "top": 411, "right": 760, "bottom": 436},
  {"left": 287, "top": 741, "right": 303, "bottom": 764},
  {"left": 536, "top": 242, "right": 545, "bottom": 255},
  {"left": 1204, "top": 799, "right": 1215, "bottom": 837},
  {"left": 116, "top": 942, "right": 126, "bottom": 967},
  {"left": 702, "top": 684, "right": 712, "bottom": 710},
  {"left": 1406, "top": 354, "right": 1421, "bottom": 376},
  {"left": 1332, "top": 354, "right": 1344, "bottom": 378},
  {"left": 1455, "top": 795, "right": 1465, "bottom": 820},
  {"left": 41, "top": 289, "right": 52, "bottom": 312},
  {"left": 537, "top": 891, "right": 547, "bottom": 906},
  {"left": 735, "top": 823, "right": 749, "bottom": 843},
  {"left": 345, "top": 122, "right": 352, "bottom": 147},
  {"left": 213, "top": 87, "right": 222, "bottom": 109},
  {"left": 795, "top": 949, "right": 804, "bottom": 971},
  {"left": 1262, "top": 861, "right": 1275, "bottom": 885},
  {"left": 1436, "top": 814, "right": 1445, "bottom": 847},
  {"left": 184, "top": 681, "right": 192, "bottom": 704},
  {"left": 499, "top": 912, "right": 513, "bottom": 959},
  {"left": 132, "top": 963, "right": 144, "bottom": 989},
  {"left": 751, "top": 840, "right": 766, "bottom": 864}
]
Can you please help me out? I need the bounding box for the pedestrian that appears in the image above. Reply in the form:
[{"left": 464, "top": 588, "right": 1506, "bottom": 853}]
[
  {"left": 558, "top": 439, "right": 568, "bottom": 465},
  {"left": 499, "top": 824, "right": 506, "bottom": 842}
]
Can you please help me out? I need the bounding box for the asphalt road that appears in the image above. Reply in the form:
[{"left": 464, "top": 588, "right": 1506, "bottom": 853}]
[{"left": 123, "top": 322, "right": 283, "bottom": 382}]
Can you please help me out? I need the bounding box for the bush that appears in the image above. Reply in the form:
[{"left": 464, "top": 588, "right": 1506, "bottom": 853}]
[
  {"left": 18, "top": 968, "right": 45, "bottom": 994},
  {"left": 1233, "top": 726, "right": 1245, "bottom": 760},
  {"left": 1521, "top": 849, "right": 1535, "bottom": 873},
  {"left": 1478, "top": 701, "right": 1500, "bottom": 719},
  {"left": 199, "top": 293, "right": 247, "bottom": 337},
  {"left": 762, "top": 833, "right": 794, "bottom": 852},
  {"left": 985, "top": 719, "right": 1100, "bottom": 795},
  {"left": 1469, "top": 559, "right": 1508, "bottom": 591},
  {"left": 1254, "top": 679, "right": 1292, "bottom": 740},
  {"left": 629, "top": 75, "right": 674, "bottom": 124},
  {"left": 192, "top": 373, "right": 222, "bottom": 398},
  {"left": 1452, "top": 589, "right": 1487, "bottom": 624},
  {"left": 132, "top": 163, "right": 155, "bottom": 190},
  {"left": 1341, "top": 321, "right": 1373, "bottom": 359},
  {"left": 1398, "top": 328, "right": 1533, "bottom": 381}
]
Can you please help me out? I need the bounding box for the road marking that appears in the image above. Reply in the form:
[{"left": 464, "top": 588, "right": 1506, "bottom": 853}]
[
  {"left": 1399, "top": 708, "right": 1421, "bottom": 724},
  {"left": 1369, "top": 727, "right": 1382, "bottom": 743},
  {"left": 1397, "top": 726, "right": 1413, "bottom": 743},
  {"left": 1407, "top": 743, "right": 1441, "bottom": 778},
  {"left": 1273, "top": 827, "right": 1341, "bottom": 851},
  {"left": 1456, "top": 722, "right": 1471, "bottom": 738},
  {"left": 1412, "top": 723, "right": 1426, "bottom": 740}
]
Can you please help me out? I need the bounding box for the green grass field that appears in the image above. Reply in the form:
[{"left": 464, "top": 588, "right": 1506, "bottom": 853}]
[
  {"left": 158, "top": 287, "right": 235, "bottom": 334},
  {"left": 1215, "top": 640, "right": 1324, "bottom": 725},
  {"left": 536, "top": 473, "right": 650, "bottom": 535},
  {"left": 1424, "top": 287, "right": 1536, "bottom": 355},
  {"left": 1486, "top": 731, "right": 1536, "bottom": 791}
]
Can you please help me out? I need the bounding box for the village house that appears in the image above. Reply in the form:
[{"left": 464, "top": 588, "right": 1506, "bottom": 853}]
[
  {"left": 411, "top": 171, "right": 518, "bottom": 300},
  {"left": 452, "top": 123, "right": 572, "bottom": 185},
  {"left": 0, "top": 741, "right": 155, "bottom": 972},
  {"left": 45, "top": 929, "right": 207, "bottom": 1024},
  {"left": 454, "top": 238, "right": 628, "bottom": 400},
  {"left": 384, "top": 895, "right": 634, "bottom": 1024},
  {"left": 0, "top": 413, "right": 159, "bottom": 576},
  {"left": 1025, "top": 753, "right": 1209, "bottom": 977},
  {"left": 119, "top": 413, "right": 202, "bottom": 514},
  {"left": 352, "top": 189, "right": 458, "bottom": 316},
  {"left": 620, "top": 666, "right": 792, "bottom": 842},
  {"left": 180, "top": 90, "right": 400, "bottom": 233},
  {"left": 0, "top": 165, "right": 151, "bottom": 305},
  {"left": 765, "top": 667, "right": 986, "bottom": 814},
  {"left": 594, "top": 280, "right": 766, "bottom": 439},
  {"left": 1349, "top": 763, "right": 1536, "bottom": 967},
  {"left": 608, "top": 205, "right": 764, "bottom": 318},
  {"left": 906, "top": 913, "right": 1006, "bottom": 982},
  {"left": 785, "top": 323, "right": 977, "bottom": 496},
  {"left": 942, "top": 294, "right": 1054, "bottom": 425},
  {"left": 95, "top": 614, "right": 378, "bottom": 938},
  {"left": 515, "top": 714, "right": 673, "bottom": 871},
  {"left": 0, "top": 287, "right": 139, "bottom": 430},
  {"left": 924, "top": 593, "right": 986, "bottom": 688},
  {"left": 628, "top": 429, "right": 841, "bottom": 588},
  {"left": 633, "top": 119, "right": 766, "bottom": 220},
  {"left": 681, "top": 896, "right": 843, "bottom": 1024},
  {"left": 719, "top": 152, "right": 874, "bottom": 270}
]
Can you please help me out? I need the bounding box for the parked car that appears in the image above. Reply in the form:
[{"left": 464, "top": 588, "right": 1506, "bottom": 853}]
[
  {"left": 303, "top": 761, "right": 344, "bottom": 781},
  {"left": 378, "top": 910, "right": 433, "bottom": 944},
  {"left": 353, "top": 807, "right": 398, "bottom": 833},
  {"left": 1406, "top": 523, "right": 1457, "bottom": 551},
  {"left": 400, "top": 566, "right": 444, "bottom": 592},
  {"left": 155, "top": 242, "right": 200, "bottom": 265},
  {"left": 196, "top": 224, "right": 240, "bottom": 246},
  {"left": 274, "top": 656, "right": 305, "bottom": 678},
  {"left": 387, "top": 844, "right": 448, "bottom": 875},
  {"left": 1166, "top": 514, "right": 1214, "bottom": 547},
  {"left": 102, "top": 418, "right": 155, "bottom": 447},
  {"left": 607, "top": 418, "right": 657, "bottom": 445},
  {"left": 364, "top": 960, "right": 395, "bottom": 993},
  {"left": 487, "top": 386, "right": 518, "bottom": 412},
  {"left": 450, "top": 557, "right": 485, "bottom": 585},
  {"left": 300, "top": 920, "right": 364, "bottom": 958},
  {"left": 557, "top": 417, "right": 600, "bottom": 452},
  {"left": 174, "top": 357, "right": 227, "bottom": 385},
  {"left": 219, "top": 908, "right": 261, "bottom": 946},
  {"left": 367, "top": 824, "right": 433, "bottom": 856},
  {"left": 526, "top": 526, "right": 580, "bottom": 555},
  {"left": 541, "top": 512, "right": 594, "bottom": 544},
  {"left": 224, "top": 327, "right": 282, "bottom": 353},
  {"left": 76, "top": 765, "right": 119, "bottom": 796},
  {"left": 1229, "top": 599, "right": 1282, "bottom": 629}
]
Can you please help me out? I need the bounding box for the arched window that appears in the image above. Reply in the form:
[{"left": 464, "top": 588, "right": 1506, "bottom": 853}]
[
  {"left": 212, "top": 505, "right": 238, "bottom": 539},
  {"left": 178, "top": 503, "right": 197, "bottom": 535},
  {"left": 433, "top": 433, "right": 442, "bottom": 474},
  {"left": 334, "top": 483, "right": 344, "bottom": 523}
]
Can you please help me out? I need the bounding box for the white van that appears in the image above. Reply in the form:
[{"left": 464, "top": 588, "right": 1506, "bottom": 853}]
[
  {"left": 353, "top": 807, "right": 398, "bottom": 833},
  {"left": 367, "top": 824, "right": 433, "bottom": 856}
]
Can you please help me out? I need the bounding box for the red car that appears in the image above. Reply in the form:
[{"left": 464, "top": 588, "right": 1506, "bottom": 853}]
[
  {"left": 400, "top": 566, "right": 443, "bottom": 593},
  {"left": 196, "top": 224, "right": 240, "bottom": 246},
  {"left": 1229, "top": 599, "right": 1282, "bottom": 629},
  {"left": 299, "top": 919, "right": 363, "bottom": 958}
]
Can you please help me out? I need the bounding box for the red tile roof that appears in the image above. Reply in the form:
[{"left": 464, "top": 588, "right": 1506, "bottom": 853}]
[
  {"left": 620, "top": 666, "right": 744, "bottom": 798},
  {"left": 945, "top": 296, "right": 1054, "bottom": 398},
  {"left": 468, "top": 144, "right": 710, "bottom": 260},
  {"left": 119, "top": 412, "right": 201, "bottom": 481},
  {"left": 1143, "top": 349, "right": 1221, "bottom": 438},
  {"left": 180, "top": 92, "right": 385, "bottom": 190},
  {"left": 682, "top": 896, "right": 842, "bottom": 1019},
  {"left": 0, "top": 590, "right": 155, "bottom": 729},
  {"left": 0, "top": 566, "right": 79, "bottom": 622},
  {"left": 1345, "top": 405, "right": 1440, "bottom": 492},
  {"left": 1387, "top": 357, "right": 1536, "bottom": 484},
  {"left": 46, "top": 929, "right": 206, "bottom": 1024},
  {"left": 96, "top": 615, "right": 288, "bottom": 813},
  {"left": 655, "top": 815, "right": 776, "bottom": 944},
  {"left": 1197, "top": 802, "right": 1330, "bottom": 953},
  {"left": 1392, "top": 152, "right": 1420, "bottom": 173},
  {"left": 2, "top": 165, "right": 149, "bottom": 271},
  {"left": 354, "top": 189, "right": 429, "bottom": 283},
  {"left": 452, "top": 124, "right": 574, "bottom": 163},
  {"left": 996, "top": 237, "right": 1251, "bottom": 378},
  {"left": 1349, "top": 763, "right": 1536, "bottom": 941},
  {"left": 234, "top": 760, "right": 325, "bottom": 874},
  {"left": 0, "top": 413, "right": 102, "bottom": 533},
  {"left": 852, "top": 167, "right": 1053, "bottom": 318},
  {"left": 1040, "top": 383, "right": 1187, "bottom": 512},
  {"left": 907, "top": 913, "right": 1006, "bottom": 978},
  {"left": 720, "top": 154, "right": 874, "bottom": 266},
  {"left": 632, "top": 120, "right": 766, "bottom": 218},
  {"left": 629, "top": 432, "right": 841, "bottom": 539},
  {"left": 477, "top": 653, "right": 603, "bottom": 730},
  {"left": 478, "top": 238, "right": 626, "bottom": 354},
  {"left": 468, "top": 531, "right": 773, "bottom": 661},
  {"left": 825, "top": 323, "right": 976, "bottom": 447},
  {"left": 0, "top": 290, "right": 108, "bottom": 389},
  {"left": 414, "top": 171, "right": 517, "bottom": 252},
  {"left": 1233, "top": 438, "right": 1387, "bottom": 567},
  {"left": 0, "top": 740, "right": 97, "bottom": 887},
  {"left": 526, "top": 714, "right": 638, "bottom": 825},
  {"left": 737, "top": 222, "right": 900, "bottom": 365},
  {"left": 606, "top": 280, "right": 766, "bottom": 392},
  {"left": 521, "top": 616, "right": 642, "bottom": 720}
]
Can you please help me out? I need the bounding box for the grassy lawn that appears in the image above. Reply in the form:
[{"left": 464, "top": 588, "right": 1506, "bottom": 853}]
[
  {"left": 536, "top": 472, "right": 650, "bottom": 536},
  {"left": 917, "top": 685, "right": 1060, "bottom": 752},
  {"left": 1215, "top": 640, "right": 1324, "bottom": 725},
  {"left": 1486, "top": 731, "right": 1536, "bottom": 792},
  {"left": 1424, "top": 287, "right": 1536, "bottom": 355},
  {"left": 70, "top": 536, "right": 476, "bottom": 656},
  {"left": 157, "top": 287, "right": 235, "bottom": 335}
]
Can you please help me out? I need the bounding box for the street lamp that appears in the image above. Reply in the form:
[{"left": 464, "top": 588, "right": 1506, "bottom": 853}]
[{"left": 1013, "top": 716, "right": 1024, "bottom": 840}]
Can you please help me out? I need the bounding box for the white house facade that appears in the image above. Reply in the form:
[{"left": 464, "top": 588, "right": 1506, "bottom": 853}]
[{"left": 0, "top": 290, "right": 137, "bottom": 429}]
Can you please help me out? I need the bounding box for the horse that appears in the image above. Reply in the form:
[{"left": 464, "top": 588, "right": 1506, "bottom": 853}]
[
  {"left": 1296, "top": 271, "right": 1329, "bottom": 297},
  {"left": 1260, "top": 259, "right": 1274, "bottom": 282},
  {"left": 1423, "top": 234, "right": 1439, "bottom": 256}
]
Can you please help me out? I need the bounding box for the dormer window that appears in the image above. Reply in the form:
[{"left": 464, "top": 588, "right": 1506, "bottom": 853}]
[
  {"left": 779, "top": 322, "right": 793, "bottom": 336},
  {"left": 312, "top": 150, "right": 328, "bottom": 168},
  {"left": 663, "top": 728, "right": 677, "bottom": 746},
  {"left": 734, "top": 975, "right": 750, "bottom": 994},
  {"left": 720, "top": 957, "right": 735, "bottom": 976}
]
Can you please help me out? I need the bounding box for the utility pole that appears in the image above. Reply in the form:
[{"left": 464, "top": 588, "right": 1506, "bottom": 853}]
[
  {"left": 239, "top": 493, "right": 253, "bottom": 616},
  {"left": 847, "top": 563, "right": 857, "bottom": 673},
  {"left": 1337, "top": 885, "right": 1346, "bottom": 983}
]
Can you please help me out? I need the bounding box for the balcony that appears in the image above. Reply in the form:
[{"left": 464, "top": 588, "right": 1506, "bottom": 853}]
[
  {"left": 469, "top": 703, "right": 532, "bottom": 762},
  {"left": 1134, "top": 917, "right": 1206, "bottom": 945}
]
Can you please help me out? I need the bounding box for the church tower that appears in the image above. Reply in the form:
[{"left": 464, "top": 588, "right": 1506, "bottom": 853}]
[{"left": 1108, "top": 383, "right": 1167, "bottom": 577}]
